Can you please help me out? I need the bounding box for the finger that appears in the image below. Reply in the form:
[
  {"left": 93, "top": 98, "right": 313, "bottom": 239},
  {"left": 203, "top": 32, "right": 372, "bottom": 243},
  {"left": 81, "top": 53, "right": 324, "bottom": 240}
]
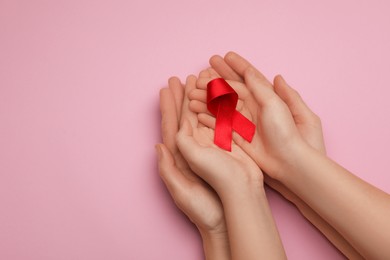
[
  {"left": 274, "top": 75, "right": 326, "bottom": 154},
  {"left": 188, "top": 88, "right": 207, "bottom": 103},
  {"left": 176, "top": 120, "right": 228, "bottom": 189},
  {"left": 157, "top": 143, "right": 192, "bottom": 203},
  {"left": 196, "top": 71, "right": 222, "bottom": 90},
  {"left": 168, "top": 77, "right": 184, "bottom": 121},
  {"left": 209, "top": 54, "right": 243, "bottom": 82},
  {"left": 197, "top": 122, "right": 206, "bottom": 128},
  {"left": 206, "top": 67, "right": 221, "bottom": 78},
  {"left": 198, "top": 113, "right": 215, "bottom": 129},
  {"left": 160, "top": 88, "right": 179, "bottom": 153},
  {"left": 176, "top": 119, "right": 203, "bottom": 167},
  {"left": 197, "top": 77, "right": 231, "bottom": 90},
  {"left": 189, "top": 100, "right": 209, "bottom": 114},
  {"left": 244, "top": 67, "right": 277, "bottom": 107},
  {"left": 273, "top": 75, "right": 317, "bottom": 124},
  {"left": 180, "top": 75, "right": 199, "bottom": 128},
  {"left": 224, "top": 51, "right": 273, "bottom": 89},
  {"left": 196, "top": 77, "right": 211, "bottom": 90},
  {"left": 199, "top": 69, "right": 210, "bottom": 79}
]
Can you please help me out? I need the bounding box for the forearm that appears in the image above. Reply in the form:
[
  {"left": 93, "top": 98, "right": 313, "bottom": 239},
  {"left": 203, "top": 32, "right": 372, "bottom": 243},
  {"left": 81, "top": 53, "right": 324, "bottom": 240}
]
[
  {"left": 265, "top": 176, "right": 363, "bottom": 259},
  {"left": 221, "top": 187, "right": 286, "bottom": 260},
  {"left": 279, "top": 143, "right": 390, "bottom": 259},
  {"left": 199, "top": 229, "right": 231, "bottom": 260},
  {"left": 295, "top": 199, "right": 364, "bottom": 259}
]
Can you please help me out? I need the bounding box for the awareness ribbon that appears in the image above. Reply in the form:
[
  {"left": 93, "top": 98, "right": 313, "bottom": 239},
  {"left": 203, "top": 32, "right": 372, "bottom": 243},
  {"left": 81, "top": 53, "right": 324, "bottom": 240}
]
[{"left": 207, "top": 78, "right": 255, "bottom": 151}]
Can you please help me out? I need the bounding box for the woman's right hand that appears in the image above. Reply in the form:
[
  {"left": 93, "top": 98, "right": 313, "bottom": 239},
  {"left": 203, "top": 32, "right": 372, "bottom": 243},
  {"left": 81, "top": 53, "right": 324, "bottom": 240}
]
[{"left": 190, "top": 63, "right": 308, "bottom": 181}]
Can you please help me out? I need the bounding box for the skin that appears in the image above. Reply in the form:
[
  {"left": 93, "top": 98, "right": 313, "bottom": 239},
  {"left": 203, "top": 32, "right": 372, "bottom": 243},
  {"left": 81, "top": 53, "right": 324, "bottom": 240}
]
[
  {"left": 158, "top": 63, "right": 359, "bottom": 259},
  {"left": 189, "top": 51, "right": 390, "bottom": 260},
  {"left": 157, "top": 76, "right": 230, "bottom": 260},
  {"left": 158, "top": 75, "right": 287, "bottom": 260},
  {"left": 198, "top": 53, "right": 363, "bottom": 259},
  {"left": 176, "top": 75, "right": 286, "bottom": 260}
]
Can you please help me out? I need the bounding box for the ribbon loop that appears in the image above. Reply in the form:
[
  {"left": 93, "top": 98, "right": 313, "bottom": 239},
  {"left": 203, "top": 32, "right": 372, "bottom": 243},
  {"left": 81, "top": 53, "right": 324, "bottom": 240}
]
[{"left": 207, "top": 78, "right": 255, "bottom": 151}]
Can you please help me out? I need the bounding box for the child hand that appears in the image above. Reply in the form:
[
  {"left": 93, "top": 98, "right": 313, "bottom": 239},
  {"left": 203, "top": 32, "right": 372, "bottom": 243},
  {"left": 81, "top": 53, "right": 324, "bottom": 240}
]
[
  {"left": 175, "top": 75, "right": 285, "bottom": 260},
  {"left": 174, "top": 76, "right": 264, "bottom": 201},
  {"left": 157, "top": 77, "right": 228, "bottom": 240}
]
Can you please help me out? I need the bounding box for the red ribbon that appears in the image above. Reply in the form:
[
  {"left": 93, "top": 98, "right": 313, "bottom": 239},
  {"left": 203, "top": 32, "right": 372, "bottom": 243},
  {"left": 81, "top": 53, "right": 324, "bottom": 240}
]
[{"left": 207, "top": 78, "right": 255, "bottom": 151}]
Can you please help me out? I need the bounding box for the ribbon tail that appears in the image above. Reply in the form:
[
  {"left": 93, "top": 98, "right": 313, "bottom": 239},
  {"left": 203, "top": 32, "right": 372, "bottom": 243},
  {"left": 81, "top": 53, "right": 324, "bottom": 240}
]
[
  {"left": 214, "top": 119, "right": 233, "bottom": 151},
  {"left": 214, "top": 103, "right": 235, "bottom": 151},
  {"left": 232, "top": 111, "right": 255, "bottom": 142}
]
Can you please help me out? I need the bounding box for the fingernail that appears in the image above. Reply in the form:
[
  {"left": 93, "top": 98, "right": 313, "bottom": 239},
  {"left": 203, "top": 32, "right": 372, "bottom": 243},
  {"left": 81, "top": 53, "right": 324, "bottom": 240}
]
[{"left": 155, "top": 144, "right": 163, "bottom": 160}]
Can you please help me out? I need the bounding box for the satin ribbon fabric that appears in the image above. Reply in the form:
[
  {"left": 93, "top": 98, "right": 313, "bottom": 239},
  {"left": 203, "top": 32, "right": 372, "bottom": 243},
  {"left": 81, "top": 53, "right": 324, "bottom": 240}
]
[{"left": 207, "top": 78, "right": 255, "bottom": 151}]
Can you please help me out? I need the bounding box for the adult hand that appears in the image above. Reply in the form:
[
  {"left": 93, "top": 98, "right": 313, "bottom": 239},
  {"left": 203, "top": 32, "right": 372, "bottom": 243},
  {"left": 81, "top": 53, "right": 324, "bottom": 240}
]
[
  {"left": 190, "top": 52, "right": 364, "bottom": 259},
  {"left": 190, "top": 63, "right": 304, "bottom": 180},
  {"left": 209, "top": 52, "right": 326, "bottom": 154}
]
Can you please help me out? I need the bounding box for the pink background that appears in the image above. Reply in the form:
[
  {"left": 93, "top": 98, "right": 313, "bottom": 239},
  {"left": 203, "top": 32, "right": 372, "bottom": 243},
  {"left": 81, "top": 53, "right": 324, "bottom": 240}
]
[{"left": 1, "top": 0, "right": 390, "bottom": 259}]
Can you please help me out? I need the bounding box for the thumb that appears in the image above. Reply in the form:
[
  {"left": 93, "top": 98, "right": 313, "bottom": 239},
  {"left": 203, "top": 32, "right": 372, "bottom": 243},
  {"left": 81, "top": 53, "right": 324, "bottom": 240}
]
[
  {"left": 244, "top": 67, "right": 278, "bottom": 107},
  {"left": 176, "top": 119, "right": 202, "bottom": 167},
  {"left": 156, "top": 143, "right": 190, "bottom": 197},
  {"left": 176, "top": 120, "right": 226, "bottom": 192},
  {"left": 157, "top": 143, "right": 205, "bottom": 214},
  {"left": 273, "top": 75, "right": 317, "bottom": 123}
]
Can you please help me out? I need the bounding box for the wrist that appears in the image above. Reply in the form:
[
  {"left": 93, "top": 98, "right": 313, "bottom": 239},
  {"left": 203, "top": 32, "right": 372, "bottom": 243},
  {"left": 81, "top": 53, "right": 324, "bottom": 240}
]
[
  {"left": 216, "top": 166, "right": 264, "bottom": 202},
  {"left": 220, "top": 181, "right": 268, "bottom": 212},
  {"left": 272, "top": 139, "right": 315, "bottom": 183},
  {"left": 199, "top": 228, "right": 231, "bottom": 260}
]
